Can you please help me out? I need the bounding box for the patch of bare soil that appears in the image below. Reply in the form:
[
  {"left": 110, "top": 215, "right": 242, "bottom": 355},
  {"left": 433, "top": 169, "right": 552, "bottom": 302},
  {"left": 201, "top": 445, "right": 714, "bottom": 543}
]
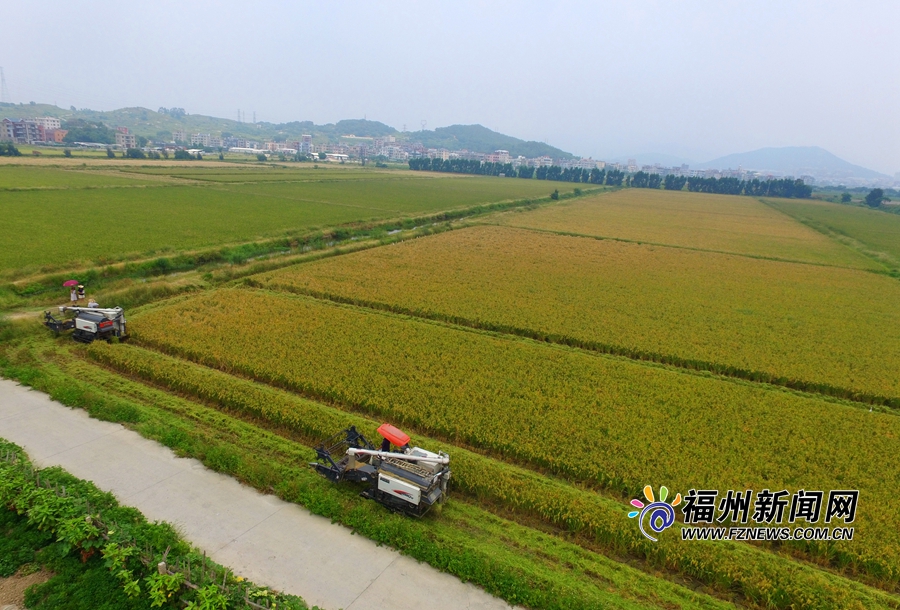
[{"left": 0, "top": 567, "right": 52, "bottom": 609}]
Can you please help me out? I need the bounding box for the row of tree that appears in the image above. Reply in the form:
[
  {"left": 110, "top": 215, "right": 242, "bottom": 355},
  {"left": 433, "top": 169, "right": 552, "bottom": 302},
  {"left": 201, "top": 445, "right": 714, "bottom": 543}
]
[
  {"left": 408, "top": 158, "right": 812, "bottom": 198},
  {"left": 408, "top": 157, "right": 627, "bottom": 185}
]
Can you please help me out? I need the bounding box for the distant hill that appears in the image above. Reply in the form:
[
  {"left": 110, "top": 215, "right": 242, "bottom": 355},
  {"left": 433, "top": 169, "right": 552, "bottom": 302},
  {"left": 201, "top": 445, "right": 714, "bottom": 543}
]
[
  {"left": 413, "top": 124, "right": 573, "bottom": 159},
  {"left": 697, "top": 146, "right": 889, "bottom": 180},
  {"left": 0, "top": 102, "right": 573, "bottom": 157},
  {"left": 0, "top": 103, "right": 402, "bottom": 143}
]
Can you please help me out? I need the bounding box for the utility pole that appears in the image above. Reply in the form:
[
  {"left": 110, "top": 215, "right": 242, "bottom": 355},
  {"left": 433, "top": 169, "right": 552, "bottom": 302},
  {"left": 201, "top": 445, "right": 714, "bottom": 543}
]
[{"left": 0, "top": 68, "right": 9, "bottom": 104}]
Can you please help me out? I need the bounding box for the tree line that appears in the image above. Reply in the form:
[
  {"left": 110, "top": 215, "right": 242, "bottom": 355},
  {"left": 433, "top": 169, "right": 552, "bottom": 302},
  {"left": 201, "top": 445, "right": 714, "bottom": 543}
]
[
  {"left": 408, "top": 157, "right": 624, "bottom": 185},
  {"left": 408, "top": 158, "right": 811, "bottom": 198}
]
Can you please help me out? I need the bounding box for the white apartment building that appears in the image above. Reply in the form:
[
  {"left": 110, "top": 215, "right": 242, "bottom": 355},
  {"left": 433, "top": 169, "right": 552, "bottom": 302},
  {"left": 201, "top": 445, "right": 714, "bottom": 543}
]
[
  {"left": 115, "top": 131, "right": 136, "bottom": 148},
  {"left": 33, "top": 117, "right": 61, "bottom": 131}
]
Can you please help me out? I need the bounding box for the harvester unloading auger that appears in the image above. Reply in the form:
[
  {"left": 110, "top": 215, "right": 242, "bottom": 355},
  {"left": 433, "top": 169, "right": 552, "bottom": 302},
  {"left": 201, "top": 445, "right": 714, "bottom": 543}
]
[{"left": 310, "top": 424, "right": 451, "bottom": 517}]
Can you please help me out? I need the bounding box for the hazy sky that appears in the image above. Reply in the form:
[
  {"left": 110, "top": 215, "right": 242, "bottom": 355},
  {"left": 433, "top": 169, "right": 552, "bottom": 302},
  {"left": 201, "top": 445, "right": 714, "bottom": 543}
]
[{"left": 2, "top": 1, "right": 897, "bottom": 173}]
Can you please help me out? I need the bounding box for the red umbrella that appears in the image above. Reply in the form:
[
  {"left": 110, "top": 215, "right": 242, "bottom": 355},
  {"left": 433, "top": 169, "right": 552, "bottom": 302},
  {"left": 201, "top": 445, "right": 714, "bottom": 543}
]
[{"left": 63, "top": 280, "right": 79, "bottom": 287}]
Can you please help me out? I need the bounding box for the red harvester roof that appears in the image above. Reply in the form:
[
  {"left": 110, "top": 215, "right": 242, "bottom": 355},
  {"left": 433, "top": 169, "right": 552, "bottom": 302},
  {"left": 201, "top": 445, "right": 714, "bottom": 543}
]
[{"left": 377, "top": 423, "right": 410, "bottom": 447}]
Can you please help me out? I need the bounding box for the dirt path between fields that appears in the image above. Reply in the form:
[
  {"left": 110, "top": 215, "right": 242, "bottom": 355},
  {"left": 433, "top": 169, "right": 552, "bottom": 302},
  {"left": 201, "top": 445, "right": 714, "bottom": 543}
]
[{"left": 0, "top": 378, "right": 514, "bottom": 610}]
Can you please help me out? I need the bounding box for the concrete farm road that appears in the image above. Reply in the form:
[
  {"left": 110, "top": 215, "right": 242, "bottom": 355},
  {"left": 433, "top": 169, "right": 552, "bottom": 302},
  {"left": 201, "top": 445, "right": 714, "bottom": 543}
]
[{"left": 0, "top": 378, "right": 515, "bottom": 610}]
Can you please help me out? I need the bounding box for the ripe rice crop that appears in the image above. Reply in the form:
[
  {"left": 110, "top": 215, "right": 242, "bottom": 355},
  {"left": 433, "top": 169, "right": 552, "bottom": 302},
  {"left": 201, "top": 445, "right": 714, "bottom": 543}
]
[
  {"left": 129, "top": 287, "right": 900, "bottom": 588},
  {"left": 259, "top": 225, "right": 900, "bottom": 401},
  {"left": 88, "top": 340, "right": 900, "bottom": 609},
  {"left": 493, "top": 189, "right": 877, "bottom": 268}
]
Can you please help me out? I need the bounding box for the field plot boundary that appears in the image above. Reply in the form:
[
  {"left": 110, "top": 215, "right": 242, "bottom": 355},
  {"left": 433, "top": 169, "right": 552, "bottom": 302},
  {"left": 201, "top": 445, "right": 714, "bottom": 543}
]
[
  {"left": 482, "top": 221, "right": 891, "bottom": 273},
  {"left": 254, "top": 281, "right": 900, "bottom": 410},
  {"left": 490, "top": 189, "right": 880, "bottom": 271},
  {"left": 761, "top": 198, "right": 900, "bottom": 273}
]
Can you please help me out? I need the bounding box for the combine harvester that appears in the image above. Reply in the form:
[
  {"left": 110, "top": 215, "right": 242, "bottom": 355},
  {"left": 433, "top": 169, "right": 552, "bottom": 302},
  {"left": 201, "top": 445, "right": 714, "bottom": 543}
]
[
  {"left": 43, "top": 306, "right": 128, "bottom": 343},
  {"left": 311, "top": 423, "right": 451, "bottom": 517}
]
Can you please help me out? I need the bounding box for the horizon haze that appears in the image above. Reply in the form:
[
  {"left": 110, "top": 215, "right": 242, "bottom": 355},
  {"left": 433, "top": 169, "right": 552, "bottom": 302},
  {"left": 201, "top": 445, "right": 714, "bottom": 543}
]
[{"left": 1, "top": 1, "right": 897, "bottom": 174}]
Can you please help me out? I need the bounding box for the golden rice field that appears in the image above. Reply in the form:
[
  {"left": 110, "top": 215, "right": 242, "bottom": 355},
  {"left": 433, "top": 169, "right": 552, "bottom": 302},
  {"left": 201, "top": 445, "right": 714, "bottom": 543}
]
[
  {"left": 257, "top": 224, "right": 900, "bottom": 401},
  {"left": 493, "top": 189, "right": 878, "bottom": 268},
  {"left": 128, "top": 287, "right": 900, "bottom": 586},
  {"left": 86, "top": 339, "right": 900, "bottom": 610}
]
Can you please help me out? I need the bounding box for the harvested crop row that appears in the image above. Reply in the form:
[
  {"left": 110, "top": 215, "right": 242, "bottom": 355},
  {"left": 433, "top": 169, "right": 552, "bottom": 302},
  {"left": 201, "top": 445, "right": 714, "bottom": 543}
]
[
  {"left": 257, "top": 224, "right": 900, "bottom": 401},
  {"left": 88, "top": 341, "right": 900, "bottom": 610},
  {"left": 127, "top": 288, "right": 900, "bottom": 589}
]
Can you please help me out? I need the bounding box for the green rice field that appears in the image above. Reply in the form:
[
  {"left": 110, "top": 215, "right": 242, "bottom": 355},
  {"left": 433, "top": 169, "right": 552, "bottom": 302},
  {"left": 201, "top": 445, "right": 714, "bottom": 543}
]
[
  {"left": 0, "top": 163, "right": 557, "bottom": 276},
  {"left": 765, "top": 197, "right": 900, "bottom": 269}
]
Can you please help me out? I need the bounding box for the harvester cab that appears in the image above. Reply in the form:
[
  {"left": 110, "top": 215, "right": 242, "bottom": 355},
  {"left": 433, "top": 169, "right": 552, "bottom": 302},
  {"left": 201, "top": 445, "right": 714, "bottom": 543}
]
[
  {"left": 310, "top": 424, "right": 451, "bottom": 517},
  {"left": 44, "top": 306, "right": 127, "bottom": 343}
]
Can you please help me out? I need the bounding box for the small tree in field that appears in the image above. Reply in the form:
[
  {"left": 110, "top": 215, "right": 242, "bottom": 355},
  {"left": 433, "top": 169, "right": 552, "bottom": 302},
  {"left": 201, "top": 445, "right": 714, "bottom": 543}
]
[
  {"left": 106, "top": 147, "right": 115, "bottom": 158},
  {"left": 64, "top": 149, "right": 72, "bottom": 157},
  {"left": 865, "top": 188, "right": 885, "bottom": 207},
  {"left": 840, "top": 193, "right": 851, "bottom": 203}
]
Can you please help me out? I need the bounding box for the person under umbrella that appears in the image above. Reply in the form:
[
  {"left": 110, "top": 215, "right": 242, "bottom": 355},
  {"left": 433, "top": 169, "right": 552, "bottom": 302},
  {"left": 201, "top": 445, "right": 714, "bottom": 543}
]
[{"left": 63, "top": 279, "right": 79, "bottom": 304}]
